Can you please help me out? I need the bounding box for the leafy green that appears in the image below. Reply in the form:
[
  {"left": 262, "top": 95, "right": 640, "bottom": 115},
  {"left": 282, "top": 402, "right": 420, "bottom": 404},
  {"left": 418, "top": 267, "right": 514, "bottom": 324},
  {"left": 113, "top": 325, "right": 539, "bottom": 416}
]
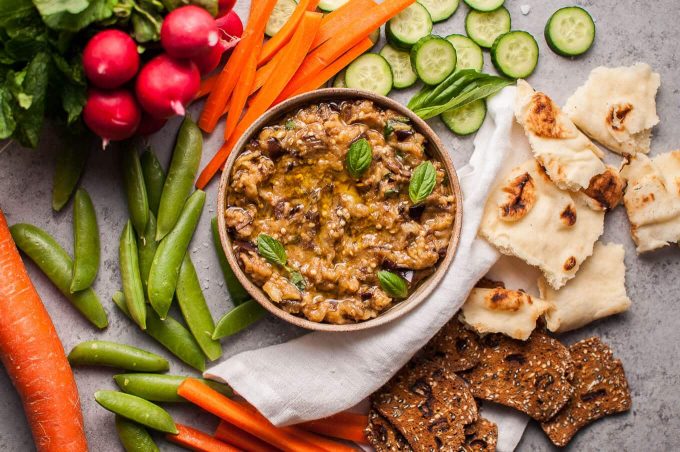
[
  {"left": 161, "top": 0, "right": 217, "bottom": 16},
  {"left": 290, "top": 271, "right": 306, "bottom": 291},
  {"left": 0, "top": 87, "right": 16, "bottom": 139},
  {"left": 32, "top": 0, "right": 90, "bottom": 17},
  {"left": 10, "top": 52, "right": 49, "bottom": 148},
  {"left": 257, "top": 234, "right": 288, "bottom": 267},
  {"left": 40, "top": 0, "right": 115, "bottom": 32},
  {"left": 131, "top": 9, "right": 162, "bottom": 42},
  {"left": 346, "top": 138, "right": 372, "bottom": 178},
  {"left": 409, "top": 161, "right": 436, "bottom": 205},
  {"left": 378, "top": 271, "right": 408, "bottom": 299}
]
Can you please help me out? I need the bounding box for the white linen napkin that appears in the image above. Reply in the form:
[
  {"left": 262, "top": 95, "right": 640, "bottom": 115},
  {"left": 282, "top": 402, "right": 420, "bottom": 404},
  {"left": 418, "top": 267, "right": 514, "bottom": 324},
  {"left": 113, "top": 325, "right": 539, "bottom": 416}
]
[{"left": 206, "top": 86, "right": 533, "bottom": 450}]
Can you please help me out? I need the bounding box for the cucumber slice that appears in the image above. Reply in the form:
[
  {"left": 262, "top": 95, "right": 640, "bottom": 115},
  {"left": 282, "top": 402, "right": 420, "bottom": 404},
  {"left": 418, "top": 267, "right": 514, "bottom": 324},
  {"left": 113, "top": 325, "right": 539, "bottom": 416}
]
[
  {"left": 491, "top": 30, "right": 539, "bottom": 79},
  {"left": 380, "top": 44, "right": 418, "bottom": 89},
  {"left": 333, "top": 70, "right": 347, "bottom": 88},
  {"left": 369, "top": 28, "right": 381, "bottom": 46},
  {"left": 446, "top": 34, "right": 483, "bottom": 72},
  {"left": 463, "top": 0, "right": 504, "bottom": 12},
  {"left": 386, "top": 3, "right": 433, "bottom": 49},
  {"left": 265, "top": 0, "right": 298, "bottom": 37},
  {"left": 345, "top": 53, "right": 393, "bottom": 96},
  {"left": 417, "top": 0, "right": 459, "bottom": 23},
  {"left": 318, "top": 0, "right": 348, "bottom": 12},
  {"left": 545, "top": 6, "right": 596, "bottom": 57},
  {"left": 411, "top": 35, "right": 456, "bottom": 85},
  {"left": 441, "top": 99, "right": 486, "bottom": 135},
  {"left": 465, "top": 7, "right": 511, "bottom": 49}
]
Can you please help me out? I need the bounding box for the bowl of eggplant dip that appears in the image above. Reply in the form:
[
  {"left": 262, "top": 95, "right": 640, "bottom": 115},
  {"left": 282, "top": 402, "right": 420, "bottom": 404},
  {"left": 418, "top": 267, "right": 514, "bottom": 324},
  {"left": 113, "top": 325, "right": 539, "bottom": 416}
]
[{"left": 217, "top": 88, "right": 463, "bottom": 331}]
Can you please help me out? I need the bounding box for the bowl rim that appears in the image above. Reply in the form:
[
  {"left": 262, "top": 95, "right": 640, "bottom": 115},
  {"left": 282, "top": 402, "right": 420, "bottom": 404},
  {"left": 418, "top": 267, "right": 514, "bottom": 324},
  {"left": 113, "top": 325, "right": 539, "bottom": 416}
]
[{"left": 216, "top": 88, "right": 463, "bottom": 332}]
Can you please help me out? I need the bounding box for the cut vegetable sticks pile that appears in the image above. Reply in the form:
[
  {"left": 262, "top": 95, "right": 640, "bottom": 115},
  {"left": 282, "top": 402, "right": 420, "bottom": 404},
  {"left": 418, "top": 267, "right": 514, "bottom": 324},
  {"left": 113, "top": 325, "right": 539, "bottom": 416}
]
[{"left": 195, "top": 0, "right": 417, "bottom": 190}]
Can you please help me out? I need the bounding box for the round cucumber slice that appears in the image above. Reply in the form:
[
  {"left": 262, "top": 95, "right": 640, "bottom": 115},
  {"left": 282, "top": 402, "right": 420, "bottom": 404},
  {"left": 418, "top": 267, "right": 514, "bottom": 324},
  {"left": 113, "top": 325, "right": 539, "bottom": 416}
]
[
  {"left": 368, "top": 28, "right": 381, "bottom": 46},
  {"left": 344, "top": 53, "right": 393, "bottom": 96},
  {"left": 386, "top": 3, "right": 433, "bottom": 49},
  {"left": 333, "top": 70, "right": 347, "bottom": 88},
  {"left": 318, "top": 0, "right": 348, "bottom": 12},
  {"left": 410, "top": 35, "right": 456, "bottom": 85},
  {"left": 463, "top": 0, "right": 504, "bottom": 12},
  {"left": 491, "top": 30, "right": 539, "bottom": 79},
  {"left": 446, "top": 34, "right": 483, "bottom": 72},
  {"left": 545, "top": 6, "right": 596, "bottom": 57},
  {"left": 380, "top": 44, "right": 418, "bottom": 89},
  {"left": 265, "top": 0, "right": 298, "bottom": 37},
  {"left": 417, "top": 0, "right": 459, "bottom": 23},
  {"left": 465, "top": 7, "right": 511, "bottom": 49},
  {"left": 441, "top": 99, "right": 486, "bottom": 135}
]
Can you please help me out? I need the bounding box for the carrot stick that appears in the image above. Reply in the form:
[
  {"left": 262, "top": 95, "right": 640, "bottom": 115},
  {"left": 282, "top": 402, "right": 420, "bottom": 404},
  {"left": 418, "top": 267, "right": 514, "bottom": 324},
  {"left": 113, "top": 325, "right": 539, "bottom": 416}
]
[
  {"left": 177, "top": 378, "right": 324, "bottom": 452},
  {"left": 258, "top": 0, "right": 311, "bottom": 66},
  {"left": 297, "top": 414, "right": 369, "bottom": 444},
  {"left": 223, "top": 36, "right": 262, "bottom": 140},
  {"left": 197, "top": 76, "right": 218, "bottom": 99},
  {"left": 0, "top": 209, "right": 87, "bottom": 452},
  {"left": 283, "top": 426, "right": 357, "bottom": 452},
  {"left": 311, "top": 0, "right": 376, "bottom": 49},
  {"left": 167, "top": 423, "right": 241, "bottom": 452},
  {"left": 214, "top": 421, "right": 275, "bottom": 452}
]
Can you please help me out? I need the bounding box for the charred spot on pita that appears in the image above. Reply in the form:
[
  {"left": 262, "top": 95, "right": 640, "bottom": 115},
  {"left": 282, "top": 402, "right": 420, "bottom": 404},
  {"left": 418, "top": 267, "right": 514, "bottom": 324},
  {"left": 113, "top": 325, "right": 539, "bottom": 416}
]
[
  {"left": 607, "top": 103, "right": 634, "bottom": 131},
  {"left": 527, "top": 93, "right": 569, "bottom": 139},
  {"left": 560, "top": 204, "right": 578, "bottom": 227},
  {"left": 584, "top": 167, "right": 625, "bottom": 210},
  {"left": 499, "top": 172, "right": 536, "bottom": 221},
  {"left": 563, "top": 256, "right": 577, "bottom": 271}
]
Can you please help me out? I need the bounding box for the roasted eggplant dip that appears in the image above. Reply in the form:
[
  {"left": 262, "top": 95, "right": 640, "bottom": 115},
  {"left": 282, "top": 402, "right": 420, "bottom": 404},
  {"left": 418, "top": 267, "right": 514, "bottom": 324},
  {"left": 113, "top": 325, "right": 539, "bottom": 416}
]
[{"left": 224, "top": 100, "right": 456, "bottom": 324}]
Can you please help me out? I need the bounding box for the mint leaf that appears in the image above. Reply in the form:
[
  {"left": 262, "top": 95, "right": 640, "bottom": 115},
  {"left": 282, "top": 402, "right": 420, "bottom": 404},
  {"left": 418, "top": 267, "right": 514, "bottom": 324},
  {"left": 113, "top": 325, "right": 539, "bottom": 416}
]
[
  {"left": 257, "top": 234, "right": 287, "bottom": 267},
  {"left": 409, "top": 161, "right": 436, "bottom": 205},
  {"left": 378, "top": 271, "right": 408, "bottom": 299},
  {"left": 290, "top": 271, "right": 305, "bottom": 291},
  {"left": 346, "top": 138, "right": 372, "bottom": 178}
]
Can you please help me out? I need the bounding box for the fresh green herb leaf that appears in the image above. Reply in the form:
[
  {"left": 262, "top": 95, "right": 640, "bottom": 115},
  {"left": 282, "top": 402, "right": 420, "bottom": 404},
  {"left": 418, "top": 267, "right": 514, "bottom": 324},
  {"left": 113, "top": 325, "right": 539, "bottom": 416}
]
[
  {"left": 11, "top": 52, "right": 49, "bottom": 148},
  {"left": 285, "top": 119, "right": 296, "bottom": 130},
  {"left": 409, "top": 161, "right": 436, "bottom": 205},
  {"left": 414, "top": 77, "right": 513, "bottom": 120},
  {"left": 131, "top": 9, "right": 162, "bottom": 43},
  {"left": 378, "top": 270, "right": 408, "bottom": 299},
  {"left": 40, "top": 0, "right": 114, "bottom": 32},
  {"left": 0, "top": 88, "right": 17, "bottom": 139},
  {"left": 383, "top": 122, "right": 394, "bottom": 138},
  {"left": 346, "top": 138, "right": 372, "bottom": 178},
  {"left": 257, "top": 234, "right": 287, "bottom": 267},
  {"left": 32, "top": 0, "right": 90, "bottom": 17},
  {"left": 290, "top": 271, "right": 306, "bottom": 291}
]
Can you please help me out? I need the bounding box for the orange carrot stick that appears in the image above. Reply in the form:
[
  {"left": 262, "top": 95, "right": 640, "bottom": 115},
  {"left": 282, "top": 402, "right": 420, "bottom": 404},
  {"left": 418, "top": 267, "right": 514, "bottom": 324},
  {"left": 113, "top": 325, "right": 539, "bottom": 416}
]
[
  {"left": 311, "top": 0, "right": 376, "bottom": 49},
  {"left": 177, "top": 378, "right": 324, "bottom": 452},
  {"left": 167, "top": 423, "right": 241, "bottom": 452},
  {"left": 258, "top": 0, "right": 311, "bottom": 66},
  {"left": 196, "top": 75, "right": 218, "bottom": 99},
  {"left": 0, "top": 209, "right": 88, "bottom": 452},
  {"left": 297, "top": 414, "right": 369, "bottom": 444},
  {"left": 283, "top": 426, "right": 357, "bottom": 452},
  {"left": 214, "top": 421, "right": 275, "bottom": 452},
  {"left": 223, "top": 36, "right": 262, "bottom": 140}
]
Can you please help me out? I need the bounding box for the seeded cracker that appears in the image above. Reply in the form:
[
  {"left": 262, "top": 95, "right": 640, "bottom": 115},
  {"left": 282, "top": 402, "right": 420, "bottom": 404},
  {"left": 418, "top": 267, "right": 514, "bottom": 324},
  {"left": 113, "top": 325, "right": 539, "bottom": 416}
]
[
  {"left": 422, "top": 318, "right": 482, "bottom": 373},
  {"left": 374, "top": 360, "right": 478, "bottom": 451},
  {"left": 460, "top": 331, "right": 574, "bottom": 422},
  {"left": 541, "top": 337, "right": 631, "bottom": 447},
  {"left": 462, "top": 418, "right": 498, "bottom": 452},
  {"left": 366, "top": 409, "right": 413, "bottom": 452}
]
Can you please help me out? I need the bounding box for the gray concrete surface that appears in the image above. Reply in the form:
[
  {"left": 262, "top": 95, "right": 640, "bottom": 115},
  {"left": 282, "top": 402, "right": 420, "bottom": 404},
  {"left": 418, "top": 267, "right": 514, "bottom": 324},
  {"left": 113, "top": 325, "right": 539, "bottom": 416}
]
[{"left": 1, "top": 0, "right": 679, "bottom": 450}]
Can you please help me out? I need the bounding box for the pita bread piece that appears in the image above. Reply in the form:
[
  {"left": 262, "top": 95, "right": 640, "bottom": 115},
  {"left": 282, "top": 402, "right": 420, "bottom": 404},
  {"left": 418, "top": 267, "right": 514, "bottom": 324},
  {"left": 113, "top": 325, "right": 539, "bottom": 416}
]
[
  {"left": 539, "top": 242, "right": 631, "bottom": 333},
  {"left": 564, "top": 63, "right": 660, "bottom": 156},
  {"left": 515, "top": 80, "right": 606, "bottom": 191},
  {"left": 460, "top": 331, "right": 574, "bottom": 422},
  {"left": 582, "top": 165, "right": 626, "bottom": 211},
  {"left": 479, "top": 159, "right": 605, "bottom": 289},
  {"left": 620, "top": 151, "right": 680, "bottom": 253},
  {"left": 462, "top": 418, "right": 498, "bottom": 452},
  {"left": 541, "top": 337, "right": 631, "bottom": 447},
  {"left": 422, "top": 317, "right": 482, "bottom": 373},
  {"left": 366, "top": 410, "right": 413, "bottom": 452},
  {"left": 460, "top": 287, "right": 553, "bottom": 341}
]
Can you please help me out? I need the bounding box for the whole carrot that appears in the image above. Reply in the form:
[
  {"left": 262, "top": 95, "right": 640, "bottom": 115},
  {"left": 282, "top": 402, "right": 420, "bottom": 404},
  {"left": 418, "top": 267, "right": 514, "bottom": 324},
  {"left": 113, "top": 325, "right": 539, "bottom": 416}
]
[{"left": 0, "top": 208, "right": 87, "bottom": 452}]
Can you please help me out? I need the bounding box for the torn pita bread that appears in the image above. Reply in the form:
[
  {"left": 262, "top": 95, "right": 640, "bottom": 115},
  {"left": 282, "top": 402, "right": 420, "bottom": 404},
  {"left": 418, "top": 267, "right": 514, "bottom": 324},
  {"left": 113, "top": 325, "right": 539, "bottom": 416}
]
[
  {"left": 620, "top": 151, "right": 680, "bottom": 253},
  {"left": 479, "top": 159, "right": 605, "bottom": 289},
  {"left": 539, "top": 242, "right": 632, "bottom": 333},
  {"left": 515, "top": 80, "right": 606, "bottom": 191},
  {"left": 582, "top": 165, "right": 626, "bottom": 211},
  {"left": 564, "top": 63, "right": 660, "bottom": 156},
  {"left": 460, "top": 287, "right": 553, "bottom": 340}
]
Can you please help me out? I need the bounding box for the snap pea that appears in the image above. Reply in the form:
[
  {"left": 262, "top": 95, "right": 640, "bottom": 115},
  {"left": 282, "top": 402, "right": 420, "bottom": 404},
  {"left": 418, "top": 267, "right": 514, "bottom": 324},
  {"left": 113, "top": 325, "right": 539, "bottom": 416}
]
[
  {"left": 119, "top": 220, "right": 146, "bottom": 330},
  {"left": 68, "top": 340, "right": 169, "bottom": 372},
  {"left": 10, "top": 223, "right": 108, "bottom": 329},
  {"left": 113, "top": 291, "right": 206, "bottom": 372},
  {"left": 70, "top": 188, "right": 100, "bottom": 293},
  {"left": 95, "top": 391, "right": 177, "bottom": 434},
  {"left": 113, "top": 373, "right": 232, "bottom": 402},
  {"left": 115, "top": 415, "right": 160, "bottom": 452},
  {"left": 155, "top": 117, "right": 202, "bottom": 241},
  {"left": 212, "top": 300, "right": 267, "bottom": 340},
  {"left": 148, "top": 190, "right": 205, "bottom": 319},
  {"left": 176, "top": 254, "right": 222, "bottom": 361},
  {"left": 136, "top": 211, "right": 159, "bottom": 296},
  {"left": 211, "top": 217, "right": 249, "bottom": 306},
  {"left": 52, "top": 140, "right": 90, "bottom": 212},
  {"left": 140, "top": 149, "right": 166, "bottom": 216},
  {"left": 122, "top": 146, "right": 149, "bottom": 236}
]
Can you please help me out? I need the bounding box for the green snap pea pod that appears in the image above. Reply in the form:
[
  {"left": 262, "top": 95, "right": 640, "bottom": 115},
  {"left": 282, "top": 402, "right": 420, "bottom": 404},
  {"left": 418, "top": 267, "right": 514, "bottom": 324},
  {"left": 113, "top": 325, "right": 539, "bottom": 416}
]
[
  {"left": 212, "top": 300, "right": 267, "bottom": 340},
  {"left": 113, "top": 291, "right": 206, "bottom": 372},
  {"left": 68, "top": 340, "right": 169, "bottom": 371},
  {"left": 52, "top": 140, "right": 90, "bottom": 212},
  {"left": 119, "top": 220, "right": 147, "bottom": 330},
  {"left": 136, "top": 211, "right": 159, "bottom": 296},
  {"left": 70, "top": 188, "right": 100, "bottom": 293},
  {"left": 148, "top": 190, "right": 205, "bottom": 319},
  {"left": 140, "top": 149, "right": 166, "bottom": 216},
  {"left": 10, "top": 223, "right": 108, "bottom": 328},
  {"left": 122, "top": 146, "right": 149, "bottom": 236},
  {"left": 211, "top": 217, "right": 249, "bottom": 306},
  {"left": 95, "top": 391, "right": 177, "bottom": 434},
  {"left": 155, "top": 117, "right": 202, "bottom": 241},
  {"left": 113, "top": 373, "right": 232, "bottom": 402},
  {"left": 176, "top": 255, "right": 222, "bottom": 361},
  {"left": 115, "top": 415, "right": 160, "bottom": 452}
]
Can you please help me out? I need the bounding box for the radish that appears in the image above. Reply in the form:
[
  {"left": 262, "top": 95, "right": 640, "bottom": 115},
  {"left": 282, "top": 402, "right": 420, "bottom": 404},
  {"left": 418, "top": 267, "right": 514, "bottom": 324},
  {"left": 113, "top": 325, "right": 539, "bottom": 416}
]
[
  {"left": 83, "top": 88, "right": 141, "bottom": 147},
  {"left": 192, "top": 34, "right": 240, "bottom": 75},
  {"left": 217, "top": 0, "right": 236, "bottom": 17},
  {"left": 136, "top": 113, "right": 167, "bottom": 136},
  {"left": 135, "top": 54, "right": 200, "bottom": 118},
  {"left": 160, "top": 6, "right": 219, "bottom": 59},
  {"left": 216, "top": 10, "right": 243, "bottom": 39},
  {"left": 83, "top": 30, "right": 139, "bottom": 89}
]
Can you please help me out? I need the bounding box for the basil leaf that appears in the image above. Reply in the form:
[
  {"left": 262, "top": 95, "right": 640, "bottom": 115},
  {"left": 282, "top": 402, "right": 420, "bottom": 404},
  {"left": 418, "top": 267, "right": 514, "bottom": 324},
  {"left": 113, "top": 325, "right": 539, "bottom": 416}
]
[
  {"left": 414, "top": 78, "right": 513, "bottom": 120},
  {"left": 378, "top": 271, "right": 408, "bottom": 299},
  {"left": 346, "top": 138, "right": 372, "bottom": 178},
  {"left": 409, "top": 161, "right": 436, "bottom": 205},
  {"left": 257, "top": 234, "right": 287, "bottom": 267},
  {"left": 290, "top": 271, "right": 306, "bottom": 291}
]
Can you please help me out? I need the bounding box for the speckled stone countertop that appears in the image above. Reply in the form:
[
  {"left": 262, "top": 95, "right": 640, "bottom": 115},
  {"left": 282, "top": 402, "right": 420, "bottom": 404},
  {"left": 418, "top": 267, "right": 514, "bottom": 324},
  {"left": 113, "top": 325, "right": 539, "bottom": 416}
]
[{"left": 1, "top": 0, "right": 679, "bottom": 450}]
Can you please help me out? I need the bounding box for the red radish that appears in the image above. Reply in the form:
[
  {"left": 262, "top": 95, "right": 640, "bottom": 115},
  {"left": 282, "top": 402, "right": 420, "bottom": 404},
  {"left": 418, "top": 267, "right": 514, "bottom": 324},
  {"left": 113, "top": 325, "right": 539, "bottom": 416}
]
[
  {"left": 192, "top": 35, "right": 240, "bottom": 75},
  {"left": 83, "top": 88, "right": 141, "bottom": 147},
  {"left": 217, "top": 0, "right": 236, "bottom": 17},
  {"left": 160, "top": 6, "right": 219, "bottom": 59},
  {"left": 135, "top": 54, "right": 200, "bottom": 118},
  {"left": 83, "top": 30, "right": 139, "bottom": 89},
  {"left": 136, "top": 113, "right": 167, "bottom": 136},
  {"left": 216, "top": 10, "right": 244, "bottom": 39}
]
